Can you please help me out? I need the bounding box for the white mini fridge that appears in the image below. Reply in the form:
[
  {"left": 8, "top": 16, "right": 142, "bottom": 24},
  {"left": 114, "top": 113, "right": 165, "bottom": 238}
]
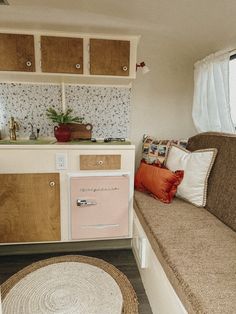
[{"left": 69, "top": 173, "right": 130, "bottom": 240}]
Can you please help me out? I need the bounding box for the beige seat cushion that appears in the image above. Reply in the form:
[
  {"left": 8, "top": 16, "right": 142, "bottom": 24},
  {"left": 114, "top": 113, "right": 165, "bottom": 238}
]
[{"left": 134, "top": 191, "right": 236, "bottom": 314}]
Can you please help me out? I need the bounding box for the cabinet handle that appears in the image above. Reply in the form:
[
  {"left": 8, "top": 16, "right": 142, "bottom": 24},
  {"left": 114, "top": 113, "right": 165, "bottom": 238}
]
[
  {"left": 75, "top": 63, "right": 81, "bottom": 69},
  {"left": 49, "top": 181, "right": 55, "bottom": 187},
  {"left": 26, "top": 61, "right": 32, "bottom": 67},
  {"left": 122, "top": 66, "right": 128, "bottom": 72},
  {"left": 96, "top": 160, "right": 104, "bottom": 166}
]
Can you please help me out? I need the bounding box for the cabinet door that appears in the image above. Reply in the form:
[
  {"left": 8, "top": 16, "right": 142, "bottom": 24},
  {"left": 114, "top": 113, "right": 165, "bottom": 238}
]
[
  {"left": 90, "top": 39, "right": 130, "bottom": 76},
  {"left": 70, "top": 175, "right": 129, "bottom": 240},
  {"left": 0, "top": 173, "right": 60, "bottom": 243},
  {"left": 0, "top": 33, "right": 35, "bottom": 72},
  {"left": 41, "top": 36, "right": 83, "bottom": 74}
]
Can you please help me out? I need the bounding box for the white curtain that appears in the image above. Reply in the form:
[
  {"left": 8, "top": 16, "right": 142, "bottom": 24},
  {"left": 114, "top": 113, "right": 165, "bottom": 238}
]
[{"left": 192, "top": 51, "right": 235, "bottom": 133}]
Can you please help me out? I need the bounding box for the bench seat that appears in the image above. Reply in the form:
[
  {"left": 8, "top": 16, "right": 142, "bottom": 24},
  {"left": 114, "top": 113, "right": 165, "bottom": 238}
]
[{"left": 134, "top": 190, "right": 236, "bottom": 314}]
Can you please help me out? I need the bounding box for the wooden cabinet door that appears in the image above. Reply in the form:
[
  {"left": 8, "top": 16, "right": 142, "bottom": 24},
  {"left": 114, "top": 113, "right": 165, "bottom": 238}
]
[
  {"left": 41, "top": 36, "right": 83, "bottom": 74},
  {"left": 90, "top": 39, "right": 130, "bottom": 76},
  {"left": 0, "top": 33, "right": 35, "bottom": 72},
  {"left": 0, "top": 173, "right": 60, "bottom": 243}
]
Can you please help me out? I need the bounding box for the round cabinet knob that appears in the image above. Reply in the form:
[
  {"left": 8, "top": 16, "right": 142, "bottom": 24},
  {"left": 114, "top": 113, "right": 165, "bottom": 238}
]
[
  {"left": 49, "top": 181, "right": 55, "bottom": 187},
  {"left": 75, "top": 63, "right": 81, "bottom": 69},
  {"left": 122, "top": 66, "right": 128, "bottom": 72},
  {"left": 26, "top": 61, "right": 32, "bottom": 67},
  {"left": 97, "top": 160, "right": 104, "bottom": 166}
]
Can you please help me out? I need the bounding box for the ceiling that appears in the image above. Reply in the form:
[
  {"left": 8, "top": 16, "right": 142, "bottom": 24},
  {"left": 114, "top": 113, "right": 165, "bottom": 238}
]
[{"left": 1, "top": 0, "right": 236, "bottom": 61}]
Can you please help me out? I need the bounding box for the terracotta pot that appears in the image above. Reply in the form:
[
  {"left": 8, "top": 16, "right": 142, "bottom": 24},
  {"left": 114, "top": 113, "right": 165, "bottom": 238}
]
[{"left": 54, "top": 124, "right": 71, "bottom": 142}]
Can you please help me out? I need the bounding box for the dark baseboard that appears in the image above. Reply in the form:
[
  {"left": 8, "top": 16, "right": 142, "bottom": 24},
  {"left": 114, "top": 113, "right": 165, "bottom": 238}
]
[{"left": 0, "top": 239, "right": 132, "bottom": 256}]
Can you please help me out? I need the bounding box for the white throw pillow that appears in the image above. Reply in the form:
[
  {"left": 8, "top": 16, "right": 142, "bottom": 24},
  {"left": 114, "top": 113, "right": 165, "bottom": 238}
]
[{"left": 165, "top": 145, "right": 217, "bottom": 207}]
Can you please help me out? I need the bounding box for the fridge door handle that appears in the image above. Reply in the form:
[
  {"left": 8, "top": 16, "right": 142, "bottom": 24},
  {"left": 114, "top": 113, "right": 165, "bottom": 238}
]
[{"left": 77, "top": 199, "right": 97, "bottom": 206}]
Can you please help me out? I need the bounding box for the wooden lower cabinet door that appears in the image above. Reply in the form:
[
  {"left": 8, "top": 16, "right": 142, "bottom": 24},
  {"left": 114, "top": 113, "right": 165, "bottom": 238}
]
[{"left": 0, "top": 173, "right": 61, "bottom": 243}]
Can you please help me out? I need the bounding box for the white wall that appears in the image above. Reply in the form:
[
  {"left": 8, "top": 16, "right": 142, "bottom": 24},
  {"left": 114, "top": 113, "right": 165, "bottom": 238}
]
[{"left": 130, "top": 33, "right": 196, "bottom": 165}]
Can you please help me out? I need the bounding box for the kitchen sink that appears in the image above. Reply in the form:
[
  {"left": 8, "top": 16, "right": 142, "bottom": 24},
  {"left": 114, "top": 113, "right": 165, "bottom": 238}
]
[{"left": 0, "top": 138, "right": 57, "bottom": 145}]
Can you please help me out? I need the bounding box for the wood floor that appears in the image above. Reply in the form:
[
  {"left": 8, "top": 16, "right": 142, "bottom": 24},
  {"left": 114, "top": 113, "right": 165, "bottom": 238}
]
[{"left": 0, "top": 249, "right": 153, "bottom": 314}]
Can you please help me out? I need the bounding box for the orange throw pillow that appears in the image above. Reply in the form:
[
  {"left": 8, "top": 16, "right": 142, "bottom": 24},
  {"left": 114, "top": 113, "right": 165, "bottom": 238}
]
[{"left": 135, "top": 162, "right": 184, "bottom": 203}]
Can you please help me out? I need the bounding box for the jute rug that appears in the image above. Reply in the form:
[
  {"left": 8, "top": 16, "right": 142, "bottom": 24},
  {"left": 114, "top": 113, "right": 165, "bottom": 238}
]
[{"left": 1, "top": 255, "right": 138, "bottom": 314}]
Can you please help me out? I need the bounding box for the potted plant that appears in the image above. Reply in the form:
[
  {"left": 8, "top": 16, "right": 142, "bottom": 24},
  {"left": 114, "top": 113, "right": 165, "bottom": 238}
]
[{"left": 46, "top": 107, "right": 84, "bottom": 142}]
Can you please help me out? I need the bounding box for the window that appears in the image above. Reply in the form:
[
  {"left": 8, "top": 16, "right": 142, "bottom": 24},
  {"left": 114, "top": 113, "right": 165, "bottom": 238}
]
[{"left": 229, "top": 56, "right": 236, "bottom": 125}]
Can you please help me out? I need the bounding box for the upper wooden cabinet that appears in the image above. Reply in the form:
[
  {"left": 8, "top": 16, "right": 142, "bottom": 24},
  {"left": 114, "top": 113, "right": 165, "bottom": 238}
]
[
  {"left": 0, "top": 33, "right": 35, "bottom": 72},
  {"left": 0, "top": 32, "right": 139, "bottom": 84},
  {"left": 41, "top": 36, "right": 83, "bottom": 74},
  {"left": 90, "top": 39, "right": 130, "bottom": 76}
]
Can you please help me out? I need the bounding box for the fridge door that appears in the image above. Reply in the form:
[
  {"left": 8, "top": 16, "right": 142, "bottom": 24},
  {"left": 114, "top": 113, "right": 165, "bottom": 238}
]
[{"left": 70, "top": 175, "right": 129, "bottom": 240}]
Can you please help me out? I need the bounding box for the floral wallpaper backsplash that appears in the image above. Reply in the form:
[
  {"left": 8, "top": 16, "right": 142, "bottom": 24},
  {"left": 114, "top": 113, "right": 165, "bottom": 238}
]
[
  {"left": 65, "top": 85, "right": 130, "bottom": 138},
  {"left": 0, "top": 83, "right": 62, "bottom": 138},
  {"left": 0, "top": 83, "right": 131, "bottom": 139}
]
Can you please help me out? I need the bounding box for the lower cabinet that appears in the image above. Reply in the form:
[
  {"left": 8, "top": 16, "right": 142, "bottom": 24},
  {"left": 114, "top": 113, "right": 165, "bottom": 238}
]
[
  {"left": 0, "top": 173, "right": 61, "bottom": 243},
  {"left": 0, "top": 145, "right": 135, "bottom": 244}
]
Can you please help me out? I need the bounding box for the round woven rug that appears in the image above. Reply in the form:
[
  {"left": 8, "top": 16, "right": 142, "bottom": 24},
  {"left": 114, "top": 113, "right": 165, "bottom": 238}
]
[{"left": 1, "top": 255, "right": 138, "bottom": 314}]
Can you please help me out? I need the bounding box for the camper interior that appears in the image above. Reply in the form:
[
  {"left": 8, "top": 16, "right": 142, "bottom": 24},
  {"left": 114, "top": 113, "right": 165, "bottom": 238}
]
[{"left": 0, "top": 1, "right": 236, "bottom": 313}]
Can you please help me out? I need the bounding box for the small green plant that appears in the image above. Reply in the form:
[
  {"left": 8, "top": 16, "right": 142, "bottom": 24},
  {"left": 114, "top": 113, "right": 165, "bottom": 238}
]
[{"left": 46, "top": 107, "right": 84, "bottom": 124}]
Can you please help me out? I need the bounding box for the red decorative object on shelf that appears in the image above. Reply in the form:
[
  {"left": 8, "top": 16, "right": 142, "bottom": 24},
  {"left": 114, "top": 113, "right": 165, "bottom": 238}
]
[{"left": 54, "top": 124, "right": 71, "bottom": 142}]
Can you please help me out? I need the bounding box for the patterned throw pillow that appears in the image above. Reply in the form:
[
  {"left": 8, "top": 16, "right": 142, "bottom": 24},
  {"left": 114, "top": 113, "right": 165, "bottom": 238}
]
[{"left": 142, "top": 135, "right": 188, "bottom": 164}]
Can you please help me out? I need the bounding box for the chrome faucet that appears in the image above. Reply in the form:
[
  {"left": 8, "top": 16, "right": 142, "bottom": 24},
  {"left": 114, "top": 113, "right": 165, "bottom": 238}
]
[
  {"left": 29, "top": 123, "right": 40, "bottom": 140},
  {"left": 9, "top": 117, "right": 19, "bottom": 140},
  {"left": 29, "top": 123, "right": 37, "bottom": 140}
]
